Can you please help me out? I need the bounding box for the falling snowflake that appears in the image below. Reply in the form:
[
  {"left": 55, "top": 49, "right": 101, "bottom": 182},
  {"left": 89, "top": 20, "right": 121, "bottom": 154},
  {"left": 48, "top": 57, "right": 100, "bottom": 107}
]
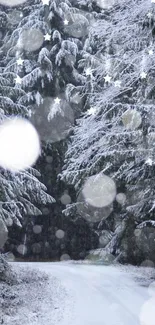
[{"left": 0, "top": 118, "right": 40, "bottom": 171}]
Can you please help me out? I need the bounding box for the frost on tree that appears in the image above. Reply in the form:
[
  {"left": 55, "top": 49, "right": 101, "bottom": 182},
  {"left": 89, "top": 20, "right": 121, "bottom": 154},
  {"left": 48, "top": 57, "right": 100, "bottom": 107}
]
[
  {"left": 61, "top": 0, "right": 155, "bottom": 260},
  {"left": 0, "top": 0, "right": 88, "bottom": 262},
  {"left": 1, "top": 0, "right": 87, "bottom": 143},
  {"left": 30, "top": 95, "right": 74, "bottom": 142},
  {"left": 0, "top": 4, "right": 57, "bottom": 252}
]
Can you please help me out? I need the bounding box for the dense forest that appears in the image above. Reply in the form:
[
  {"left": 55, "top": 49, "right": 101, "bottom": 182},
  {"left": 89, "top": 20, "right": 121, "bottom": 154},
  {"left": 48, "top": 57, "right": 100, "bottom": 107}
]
[{"left": 0, "top": 0, "right": 155, "bottom": 268}]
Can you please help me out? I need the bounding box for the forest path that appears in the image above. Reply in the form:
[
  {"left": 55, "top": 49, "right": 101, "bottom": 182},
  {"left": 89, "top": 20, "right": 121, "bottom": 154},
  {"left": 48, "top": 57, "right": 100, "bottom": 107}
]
[{"left": 16, "top": 262, "right": 150, "bottom": 325}]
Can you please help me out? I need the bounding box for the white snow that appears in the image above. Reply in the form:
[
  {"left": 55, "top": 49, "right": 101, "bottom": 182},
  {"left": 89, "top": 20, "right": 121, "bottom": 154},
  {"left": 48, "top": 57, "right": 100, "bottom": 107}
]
[
  {"left": 9, "top": 262, "right": 153, "bottom": 325},
  {"left": 1, "top": 264, "right": 67, "bottom": 325}
]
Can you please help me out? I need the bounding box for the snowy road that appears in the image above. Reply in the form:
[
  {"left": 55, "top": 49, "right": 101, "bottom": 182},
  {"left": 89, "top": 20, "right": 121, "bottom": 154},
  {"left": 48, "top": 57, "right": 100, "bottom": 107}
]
[{"left": 17, "top": 262, "right": 151, "bottom": 325}]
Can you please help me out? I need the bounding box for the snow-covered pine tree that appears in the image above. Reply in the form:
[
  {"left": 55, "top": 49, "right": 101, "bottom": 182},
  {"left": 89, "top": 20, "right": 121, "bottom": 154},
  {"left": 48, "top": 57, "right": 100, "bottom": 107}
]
[
  {"left": 0, "top": 1, "right": 55, "bottom": 256},
  {"left": 61, "top": 0, "right": 155, "bottom": 263},
  {"left": 1, "top": 0, "right": 88, "bottom": 140},
  {"left": 0, "top": 0, "right": 96, "bottom": 260}
]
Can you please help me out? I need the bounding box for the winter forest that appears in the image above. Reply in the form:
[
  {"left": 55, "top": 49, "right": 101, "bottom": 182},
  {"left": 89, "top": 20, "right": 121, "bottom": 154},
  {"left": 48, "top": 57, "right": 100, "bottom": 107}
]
[
  {"left": 1, "top": 0, "right": 155, "bottom": 266},
  {"left": 1, "top": 0, "right": 155, "bottom": 323}
]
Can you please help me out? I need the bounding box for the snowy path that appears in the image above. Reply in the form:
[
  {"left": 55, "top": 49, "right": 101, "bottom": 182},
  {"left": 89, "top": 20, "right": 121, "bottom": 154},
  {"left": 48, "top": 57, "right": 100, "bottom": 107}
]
[{"left": 16, "top": 262, "right": 151, "bottom": 325}]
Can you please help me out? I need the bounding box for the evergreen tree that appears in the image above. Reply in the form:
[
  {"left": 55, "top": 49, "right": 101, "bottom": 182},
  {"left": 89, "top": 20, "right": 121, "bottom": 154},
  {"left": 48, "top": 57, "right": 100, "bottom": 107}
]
[
  {"left": 1, "top": 0, "right": 97, "bottom": 260},
  {"left": 0, "top": 1, "right": 56, "bottom": 256},
  {"left": 61, "top": 0, "right": 155, "bottom": 263},
  {"left": 1, "top": 0, "right": 87, "bottom": 129}
]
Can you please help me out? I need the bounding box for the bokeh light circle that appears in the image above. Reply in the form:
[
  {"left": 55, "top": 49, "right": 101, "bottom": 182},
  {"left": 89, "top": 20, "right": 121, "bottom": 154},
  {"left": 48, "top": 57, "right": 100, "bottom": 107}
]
[
  {"left": 122, "top": 109, "right": 142, "bottom": 130},
  {"left": 17, "top": 244, "right": 27, "bottom": 255},
  {"left": 60, "top": 254, "right": 71, "bottom": 261},
  {"left": 0, "top": 118, "right": 40, "bottom": 172},
  {"left": 32, "top": 243, "right": 41, "bottom": 254},
  {"left": 77, "top": 191, "right": 113, "bottom": 223},
  {"left": 141, "top": 260, "right": 154, "bottom": 268},
  {"left": 33, "top": 225, "right": 42, "bottom": 234},
  {"left": 99, "top": 230, "right": 112, "bottom": 247},
  {"left": 96, "top": 0, "right": 115, "bottom": 9},
  {"left": 60, "top": 193, "right": 71, "bottom": 205},
  {"left": 18, "top": 28, "right": 44, "bottom": 52},
  {"left": 64, "top": 13, "right": 89, "bottom": 38},
  {"left": 8, "top": 10, "right": 23, "bottom": 24},
  {"left": 30, "top": 96, "right": 74, "bottom": 143},
  {"left": 0, "top": 0, "right": 27, "bottom": 6},
  {"left": 116, "top": 193, "right": 126, "bottom": 205},
  {"left": 140, "top": 298, "right": 155, "bottom": 325},
  {"left": 82, "top": 174, "right": 116, "bottom": 208},
  {"left": 5, "top": 252, "right": 15, "bottom": 261},
  {"left": 55, "top": 229, "right": 65, "bottom": 239},
  {"left": 134, "top": 229, "right": 142, "bottom": 237}
]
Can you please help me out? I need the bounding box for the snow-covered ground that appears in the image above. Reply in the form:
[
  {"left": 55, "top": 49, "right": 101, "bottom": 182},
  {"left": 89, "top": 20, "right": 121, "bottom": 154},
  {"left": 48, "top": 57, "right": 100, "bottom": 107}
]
[{"left": 2, "top": 262, "right": 155, "bottom": 325}]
